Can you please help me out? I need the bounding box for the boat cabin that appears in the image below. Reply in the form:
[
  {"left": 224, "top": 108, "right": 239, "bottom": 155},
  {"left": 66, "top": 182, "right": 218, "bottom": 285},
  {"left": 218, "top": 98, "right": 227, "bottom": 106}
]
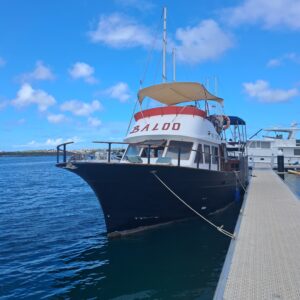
[
  {"left": 120, "top": 82, "right": 234, "bottom": 171},
  {"left": 56, "top": 82, "right": 247, "bottom": 174},
  {"left": 247, "top": 126, "right": 300, "bottom": 168}
]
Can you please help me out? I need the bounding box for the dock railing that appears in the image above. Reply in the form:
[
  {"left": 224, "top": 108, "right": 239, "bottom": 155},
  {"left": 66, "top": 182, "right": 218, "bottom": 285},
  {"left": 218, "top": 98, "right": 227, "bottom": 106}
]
[{"left": 249, "top": 154, "right": 300, "bottom": 169}]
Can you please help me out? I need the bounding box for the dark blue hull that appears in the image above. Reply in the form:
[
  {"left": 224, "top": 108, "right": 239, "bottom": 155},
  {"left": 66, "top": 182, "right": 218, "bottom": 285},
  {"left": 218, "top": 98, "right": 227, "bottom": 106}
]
[{"left": 57, "top": 162, "right": 240, "bottom": 236}]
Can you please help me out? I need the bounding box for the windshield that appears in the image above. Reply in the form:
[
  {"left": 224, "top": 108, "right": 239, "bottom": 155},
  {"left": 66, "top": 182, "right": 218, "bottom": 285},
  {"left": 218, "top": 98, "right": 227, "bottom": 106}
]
[
  {"left": 165, "top": 141, "right": 193, "bottom": 160},
  {"left": 124, "top": 145, "right": 141, "bottom": 157}
]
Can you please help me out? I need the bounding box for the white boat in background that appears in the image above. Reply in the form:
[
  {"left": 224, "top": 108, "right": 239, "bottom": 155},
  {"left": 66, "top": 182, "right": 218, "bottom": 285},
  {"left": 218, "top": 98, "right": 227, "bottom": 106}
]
[{"left": 247, "top": 124, "right": 300, "bottom": 169}]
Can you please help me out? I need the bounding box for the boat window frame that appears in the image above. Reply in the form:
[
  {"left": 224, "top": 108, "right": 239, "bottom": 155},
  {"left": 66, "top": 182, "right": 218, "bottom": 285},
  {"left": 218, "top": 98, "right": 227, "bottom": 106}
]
[
  {"left": 140, "top": 140, "right": 166, "bottom": 159},
  {"left": 249, "top": 141, "right": 257, "bottom": 148},
  {"left": 261, "top": 141, "right": 271, "bottom": 149},
  {"left": 165, "top": 140, "right": 194, "bottom": 160},
  {"left": 294, "top": 149, "right": 300, "bottom": 156},
  {"left": 204, "top": 144, "right": 211, "bottom": 164},
  {"left": 211, "top": 145, "right": 219, "bottom": 164},
  {"left": 194, "top": 143, "right": 203, "bottom": 164},
  {"left": 124, "top": 144, "right": 142, "bottom": 158}
]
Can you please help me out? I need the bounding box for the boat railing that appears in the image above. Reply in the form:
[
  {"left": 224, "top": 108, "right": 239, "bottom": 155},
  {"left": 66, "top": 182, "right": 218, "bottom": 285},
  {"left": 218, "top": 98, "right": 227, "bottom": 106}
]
[
  {"left": 249, "top": 154, "right": 300, "bottom": 169},
  {"left": 57, "top": 141, "right": 239, "bottom": 172},
  {"left": 56, "top": 141, "right": 74, "bottom": 163},
  {"left": 93, "top": 141, "right": 226, "bottom": 170}
]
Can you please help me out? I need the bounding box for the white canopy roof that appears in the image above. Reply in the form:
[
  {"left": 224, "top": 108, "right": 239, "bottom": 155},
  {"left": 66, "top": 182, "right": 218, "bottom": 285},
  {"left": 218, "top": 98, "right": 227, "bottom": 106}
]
[{"left": 138, "top": 82, "right": 223, "bottom": 106}]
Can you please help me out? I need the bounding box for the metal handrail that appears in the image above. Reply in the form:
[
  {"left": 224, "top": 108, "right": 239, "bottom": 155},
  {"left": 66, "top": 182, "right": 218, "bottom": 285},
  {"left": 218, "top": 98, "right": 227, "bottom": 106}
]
[
  {"left": 56, "top": 141, "right": 74, "bottom": 163},
  {"left": 249, "top": 154, "right": 298, "bottom": 159},
  {"left": 57, "top": 140, "right": 240, "bottom": 172}
]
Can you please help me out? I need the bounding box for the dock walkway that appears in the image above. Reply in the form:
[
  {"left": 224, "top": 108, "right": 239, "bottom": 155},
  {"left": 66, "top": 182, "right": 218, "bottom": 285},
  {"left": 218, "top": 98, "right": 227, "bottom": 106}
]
[{"left": 214, "top": 168, "right": 300, "bottom": 299}]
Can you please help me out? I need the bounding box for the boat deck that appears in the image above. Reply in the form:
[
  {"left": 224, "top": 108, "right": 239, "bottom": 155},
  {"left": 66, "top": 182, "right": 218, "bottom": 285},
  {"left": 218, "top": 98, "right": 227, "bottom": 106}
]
[{"left": 214, "top": 167, "right": 300, "bottom": 299}]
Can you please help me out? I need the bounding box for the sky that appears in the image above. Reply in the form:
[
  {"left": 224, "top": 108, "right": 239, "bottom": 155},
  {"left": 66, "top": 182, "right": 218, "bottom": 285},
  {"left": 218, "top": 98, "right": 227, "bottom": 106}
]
[{"left": 0, "top": 0, "right": 300, "bottom": 151}]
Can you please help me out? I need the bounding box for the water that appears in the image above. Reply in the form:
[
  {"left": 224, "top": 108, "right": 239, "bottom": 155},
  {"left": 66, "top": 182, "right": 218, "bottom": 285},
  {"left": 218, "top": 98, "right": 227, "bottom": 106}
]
[{"left": 1, "top": 157, "right": 299, "bottom": 299}]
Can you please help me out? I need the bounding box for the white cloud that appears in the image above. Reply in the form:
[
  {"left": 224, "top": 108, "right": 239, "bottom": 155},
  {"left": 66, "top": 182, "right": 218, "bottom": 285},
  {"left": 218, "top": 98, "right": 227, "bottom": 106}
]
[
  {"left": 267, "top": 59, "right": 282, "bottom": 68},
  {"left": 47, "top": 114, "right": 68, "bottom": 124},
  {"left": 69, "top": 62, "right": 97, "bottom": 84},
  {"left": 175, "top": 19, "right": 233, "bottom": 64},
  {"left": 88, "top": 116, "right": 102, "bottom": 127},
  {"left": 18, "top": 136, "right": 81, "bottom": 148},
  {"left": 20, "top": 61, "right": 55, "bottom": 81},
  {"left": 88, "top": 13, "right": 153, "bottom": 48},
  {"left": 105, "top": 82, "right": 131, "bottom": 102},
  {"left": 267, "top": 52, "right": 300, "bottom": 67},
  {"left": 88, "top": 14, "right": 233, "bottom": 65},
  {"left": 224, "top": 0, "right": 300, "bottom": 30},
  {"left": 0, "top": 57, "right": 6, "bottom": 67},
  {"left": 60, "top": 99, "right": 103, "bottom": 116},
  {"left": 12, "top": 84, "right": 56, "bottom": 111},
  {"left": 243, "top": 80, "right": 299, "bottom": 102}
]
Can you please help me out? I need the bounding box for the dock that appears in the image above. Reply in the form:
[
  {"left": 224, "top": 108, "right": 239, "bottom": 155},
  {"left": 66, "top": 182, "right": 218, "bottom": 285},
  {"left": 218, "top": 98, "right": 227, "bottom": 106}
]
[{"left": 214, "top": 168, "right": 300, "bottom": 299}]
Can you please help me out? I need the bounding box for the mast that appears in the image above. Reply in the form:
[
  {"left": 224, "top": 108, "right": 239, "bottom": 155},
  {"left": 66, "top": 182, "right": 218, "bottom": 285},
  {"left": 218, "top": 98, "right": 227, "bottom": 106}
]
[
  {"left": 162, "top": 7, "right": 167, "bottom": 83},
  {"left": 172, "top": 48, "right": 176, "bottom": 81}
]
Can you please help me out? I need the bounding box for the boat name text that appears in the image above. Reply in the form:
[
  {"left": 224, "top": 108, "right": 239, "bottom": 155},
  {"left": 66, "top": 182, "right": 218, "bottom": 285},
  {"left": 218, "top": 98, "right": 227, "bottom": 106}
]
[{"left": 130, "top": 122, "right": 181, "bottom": 134}]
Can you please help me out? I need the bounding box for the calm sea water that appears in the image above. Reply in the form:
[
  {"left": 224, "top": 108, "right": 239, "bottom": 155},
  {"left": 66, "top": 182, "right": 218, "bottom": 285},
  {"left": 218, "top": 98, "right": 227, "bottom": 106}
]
[{"left": 0, "top": 156, "right": 299, "bottom": 300}]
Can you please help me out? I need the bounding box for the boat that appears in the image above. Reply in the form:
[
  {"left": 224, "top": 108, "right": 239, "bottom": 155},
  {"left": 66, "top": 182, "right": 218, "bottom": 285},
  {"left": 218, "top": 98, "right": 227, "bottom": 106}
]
[
  {"left": 288, "top": 169, "right": 300, "bottom": 175},
  {"left": 247, "top": 125, "right": 300, "bottom": 169},
  {"left": 56, "top": 8, "right": 248, "bottom": 237}
]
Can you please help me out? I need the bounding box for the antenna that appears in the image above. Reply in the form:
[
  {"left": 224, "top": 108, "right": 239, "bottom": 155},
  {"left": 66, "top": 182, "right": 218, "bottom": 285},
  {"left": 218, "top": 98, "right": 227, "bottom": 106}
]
[
  {"left": 172, "top": 48, "right": 176, "bottom": 81},
  {"left": 162, "top": 7, "right": 167, "bottom": 83}
]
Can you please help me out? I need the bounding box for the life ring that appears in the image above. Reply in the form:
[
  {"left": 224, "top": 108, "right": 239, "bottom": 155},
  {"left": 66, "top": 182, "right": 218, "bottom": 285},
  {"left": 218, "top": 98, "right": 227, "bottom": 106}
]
[{"left": 223, "top": 115, "right": 230, "bottom": 130}]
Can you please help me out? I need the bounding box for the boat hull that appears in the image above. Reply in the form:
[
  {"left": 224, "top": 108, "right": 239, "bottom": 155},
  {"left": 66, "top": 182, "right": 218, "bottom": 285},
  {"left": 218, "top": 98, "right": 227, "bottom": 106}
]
[{"left": 57, "top": 162, "right": 240, "bottom": 236}]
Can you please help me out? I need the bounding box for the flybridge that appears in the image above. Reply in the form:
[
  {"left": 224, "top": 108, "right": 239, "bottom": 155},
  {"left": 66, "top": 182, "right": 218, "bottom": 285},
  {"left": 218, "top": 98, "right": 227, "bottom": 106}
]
[
  {"left": 138, "top": 82, "right": 224, "bottom": 106},
  {"left": 134, "top": 106, "right": 207, "bottom": 121},
  {"left": 129, "top": 106, "right": 212, "bottom": 139}
]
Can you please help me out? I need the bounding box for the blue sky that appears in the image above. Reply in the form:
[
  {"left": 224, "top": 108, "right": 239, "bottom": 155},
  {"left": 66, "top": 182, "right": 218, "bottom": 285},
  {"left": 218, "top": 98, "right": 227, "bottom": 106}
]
[{"left": 0, "top": 0, "right": 300, "bottom": 151}]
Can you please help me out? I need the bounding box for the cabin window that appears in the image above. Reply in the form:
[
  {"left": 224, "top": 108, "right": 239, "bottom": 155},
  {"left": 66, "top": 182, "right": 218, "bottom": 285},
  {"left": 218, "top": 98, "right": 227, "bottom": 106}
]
[
  {"left": 212, "top": 146, "right": 219, "bottom": 164},
  {"left": 166, "top": 141, "right": 193, "bottom": 160},
  {"left": 194, "top": 144, "right": 203, "bottom": 164},
  {"left": 140, "top": 140, "right": 166, "bottom": 158},
  {"left": 294, "top": 149, "right": 300, "bottom": 156},
  {"left": 204, "top": 145, "right": 211, "bottom": 164},
  {"left": 261, "top": 141, "right": 271, "bottom": 149},
  {"left": 249, "top": 141, "right": 270, "bottom": 149},
  {"left": 141, "top": 146, "right": 164, "bottom": 158},
  {"left": 124, "top": 145, "right": 141, "bottom": 157},
  {"left": 296, "top": 140, "right": 300, "bottom": 146}
]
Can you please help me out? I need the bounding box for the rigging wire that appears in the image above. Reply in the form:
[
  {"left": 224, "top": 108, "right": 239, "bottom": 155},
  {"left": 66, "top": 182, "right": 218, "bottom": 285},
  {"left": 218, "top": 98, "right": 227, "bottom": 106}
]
[
  {"left": 139, "top": 10, "right": 163, "bottom": 88},
  {"left": 125, "top": 99, "right": 139, "bottom": 136}
]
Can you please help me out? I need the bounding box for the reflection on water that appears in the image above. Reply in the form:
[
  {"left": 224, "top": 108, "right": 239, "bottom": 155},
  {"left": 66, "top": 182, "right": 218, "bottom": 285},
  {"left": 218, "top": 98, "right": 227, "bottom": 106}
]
[{"left": 52, "top": 203, "right": 241, "bottom": 300}]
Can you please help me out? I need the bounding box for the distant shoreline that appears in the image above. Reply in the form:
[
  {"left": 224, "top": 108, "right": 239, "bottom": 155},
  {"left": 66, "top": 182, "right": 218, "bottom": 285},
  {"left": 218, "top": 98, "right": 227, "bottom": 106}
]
[
  {"left": 0, "top": 151, "right": 58, "bottom": 157},
  {"left": 0, "top": 149, "right": 120, "bottom": 157}
]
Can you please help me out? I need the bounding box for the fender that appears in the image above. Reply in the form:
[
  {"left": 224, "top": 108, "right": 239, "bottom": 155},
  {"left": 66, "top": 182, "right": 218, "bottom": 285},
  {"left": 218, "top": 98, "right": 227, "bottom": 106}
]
[{"left": 223, "top": 115, "right": 230, "bottom": 130}]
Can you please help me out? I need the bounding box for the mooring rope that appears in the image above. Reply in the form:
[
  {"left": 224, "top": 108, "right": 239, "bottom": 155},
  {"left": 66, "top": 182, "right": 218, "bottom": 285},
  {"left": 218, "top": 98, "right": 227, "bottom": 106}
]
[
  {"left": 151, "top": 171, "right": 235, "bottom": 239},
  {"left": 234, "top": 171, "right": 247, "bottom": 192}
]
